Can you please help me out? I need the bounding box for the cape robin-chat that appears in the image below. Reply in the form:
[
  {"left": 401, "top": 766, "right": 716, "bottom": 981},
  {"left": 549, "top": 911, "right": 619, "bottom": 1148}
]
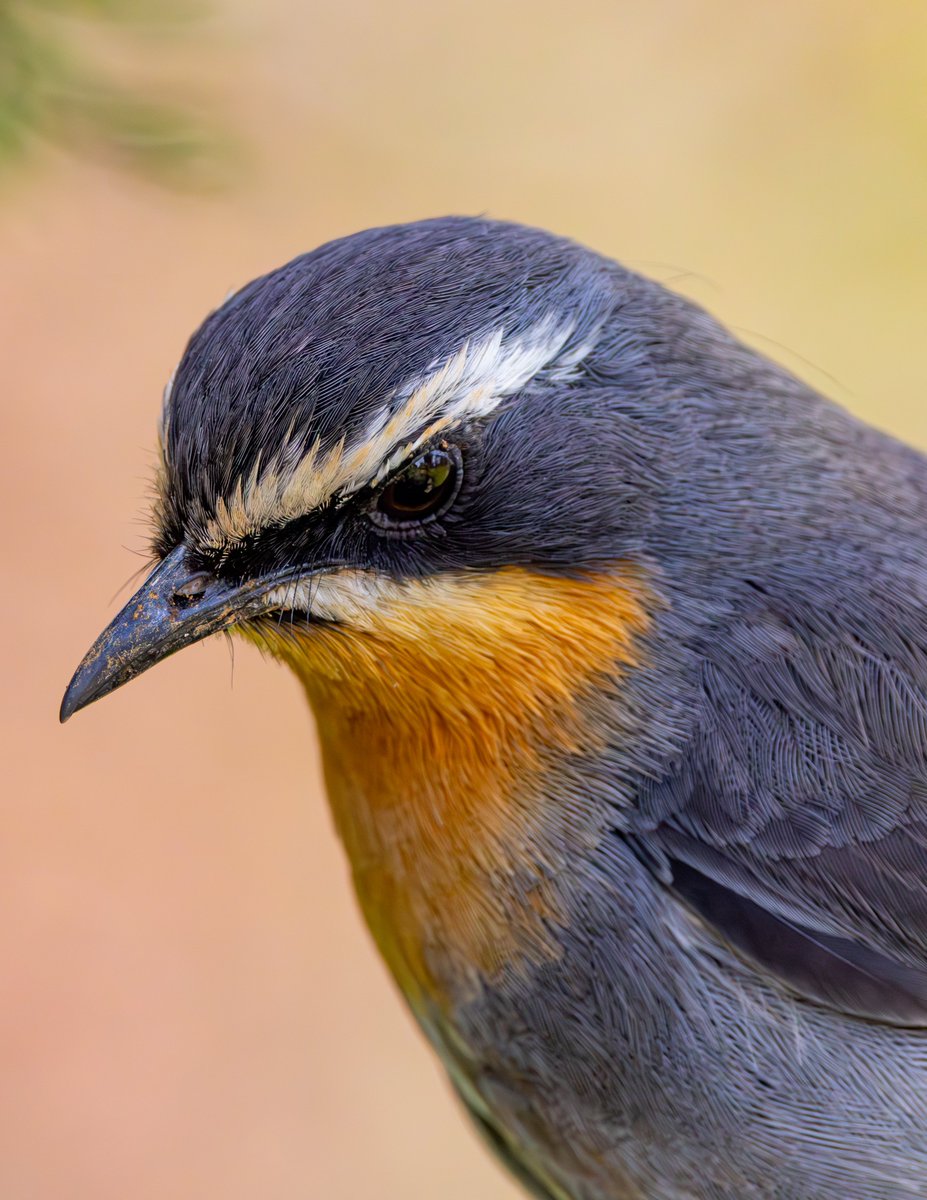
[{"left": 63, "top": 218, "right": 927, "bottom": 1199}]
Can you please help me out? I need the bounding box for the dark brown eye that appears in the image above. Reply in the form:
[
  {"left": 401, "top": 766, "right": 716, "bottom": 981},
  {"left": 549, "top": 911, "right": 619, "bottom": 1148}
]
[{"left": 373, "top": 447, "right": 460, "bottom": 527}]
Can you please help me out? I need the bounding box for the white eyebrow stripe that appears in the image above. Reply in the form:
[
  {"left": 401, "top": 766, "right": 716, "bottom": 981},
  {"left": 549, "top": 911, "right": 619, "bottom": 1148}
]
[
  {"left": 196, "top": 314, "right": 582, "bottom": 548},
  {"left": 363, "top": 316, "right": 579, "bottom": 489}
]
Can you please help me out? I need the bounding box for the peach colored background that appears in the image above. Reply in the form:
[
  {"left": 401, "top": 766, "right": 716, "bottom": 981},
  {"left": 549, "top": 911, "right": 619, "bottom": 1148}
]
[{"left": 2, "top": 3, "right": 926, "bottom": 1197}]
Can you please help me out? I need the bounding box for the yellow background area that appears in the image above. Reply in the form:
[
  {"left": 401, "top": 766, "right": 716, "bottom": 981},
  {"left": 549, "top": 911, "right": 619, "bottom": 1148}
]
[{"left": 1, "top": 3, "right": 925, "bottom": 1197}]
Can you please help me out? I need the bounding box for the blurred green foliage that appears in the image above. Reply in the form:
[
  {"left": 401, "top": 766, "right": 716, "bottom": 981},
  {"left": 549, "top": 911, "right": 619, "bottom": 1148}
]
[{"left": 0, "top": 0, "right": 234, "bottom": 188}]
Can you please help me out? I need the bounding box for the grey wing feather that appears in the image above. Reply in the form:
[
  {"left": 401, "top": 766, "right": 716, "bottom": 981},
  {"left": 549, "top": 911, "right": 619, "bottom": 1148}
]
[{"left": 632, "top": 589, "right": 927, "bottom": 1024}]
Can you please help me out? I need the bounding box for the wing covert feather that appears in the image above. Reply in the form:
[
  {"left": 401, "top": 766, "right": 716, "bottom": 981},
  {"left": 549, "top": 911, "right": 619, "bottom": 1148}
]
[{"left": 633, "top": 598, "right": 927, "bottom": 1022}]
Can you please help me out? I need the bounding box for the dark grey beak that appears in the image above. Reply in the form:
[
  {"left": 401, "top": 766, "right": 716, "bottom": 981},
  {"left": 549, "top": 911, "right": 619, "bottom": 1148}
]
[{"left": 60, "top": 545, "right": 281, "bottom": 723}]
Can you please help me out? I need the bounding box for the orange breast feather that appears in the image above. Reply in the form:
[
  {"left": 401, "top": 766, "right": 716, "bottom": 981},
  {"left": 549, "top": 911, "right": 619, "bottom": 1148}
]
[{"left": 244, "top": 566, "right": 655, "bottom": 1007}]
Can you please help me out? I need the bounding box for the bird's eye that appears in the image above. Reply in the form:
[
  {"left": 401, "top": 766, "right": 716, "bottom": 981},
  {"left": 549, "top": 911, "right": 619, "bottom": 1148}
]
[{"left": 372, "top": 447, "right": 460, "bottom": 528}]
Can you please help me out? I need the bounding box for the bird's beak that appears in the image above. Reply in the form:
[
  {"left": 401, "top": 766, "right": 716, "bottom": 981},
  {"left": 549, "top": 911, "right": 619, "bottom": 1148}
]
[{"left": 60, "top": 544, "right": 294, "bottom": 723}]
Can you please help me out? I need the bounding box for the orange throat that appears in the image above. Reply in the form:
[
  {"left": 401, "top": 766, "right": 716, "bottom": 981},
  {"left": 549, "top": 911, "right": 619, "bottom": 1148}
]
[{"left": 242, "top": 565, "right": 654, "bottom": 1007}]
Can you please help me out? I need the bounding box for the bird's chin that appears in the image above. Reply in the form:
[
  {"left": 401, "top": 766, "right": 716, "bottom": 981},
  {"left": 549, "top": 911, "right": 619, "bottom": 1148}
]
[{"left": 233, "top": 609, "right": 358, "bottom": 693}]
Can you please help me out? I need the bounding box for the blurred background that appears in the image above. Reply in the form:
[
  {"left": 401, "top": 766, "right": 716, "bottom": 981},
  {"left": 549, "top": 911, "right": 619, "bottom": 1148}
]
[{"left": 2, "top": 2, "right": 926, "bottom": 1197}]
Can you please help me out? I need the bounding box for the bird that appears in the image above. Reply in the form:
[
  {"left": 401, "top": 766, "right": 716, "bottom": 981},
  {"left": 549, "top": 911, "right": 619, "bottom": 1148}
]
[{"left": 61, "top": 216, "right": 927, "bottom": 1199}]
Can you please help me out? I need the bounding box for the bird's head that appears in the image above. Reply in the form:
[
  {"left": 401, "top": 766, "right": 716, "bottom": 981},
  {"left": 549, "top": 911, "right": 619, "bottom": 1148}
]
[
  {"left": 60, "top": 217, "right": 692, "bottom": 730},
  {"left": 63, "top": 216, "right": 817, "bottom": 990}
]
